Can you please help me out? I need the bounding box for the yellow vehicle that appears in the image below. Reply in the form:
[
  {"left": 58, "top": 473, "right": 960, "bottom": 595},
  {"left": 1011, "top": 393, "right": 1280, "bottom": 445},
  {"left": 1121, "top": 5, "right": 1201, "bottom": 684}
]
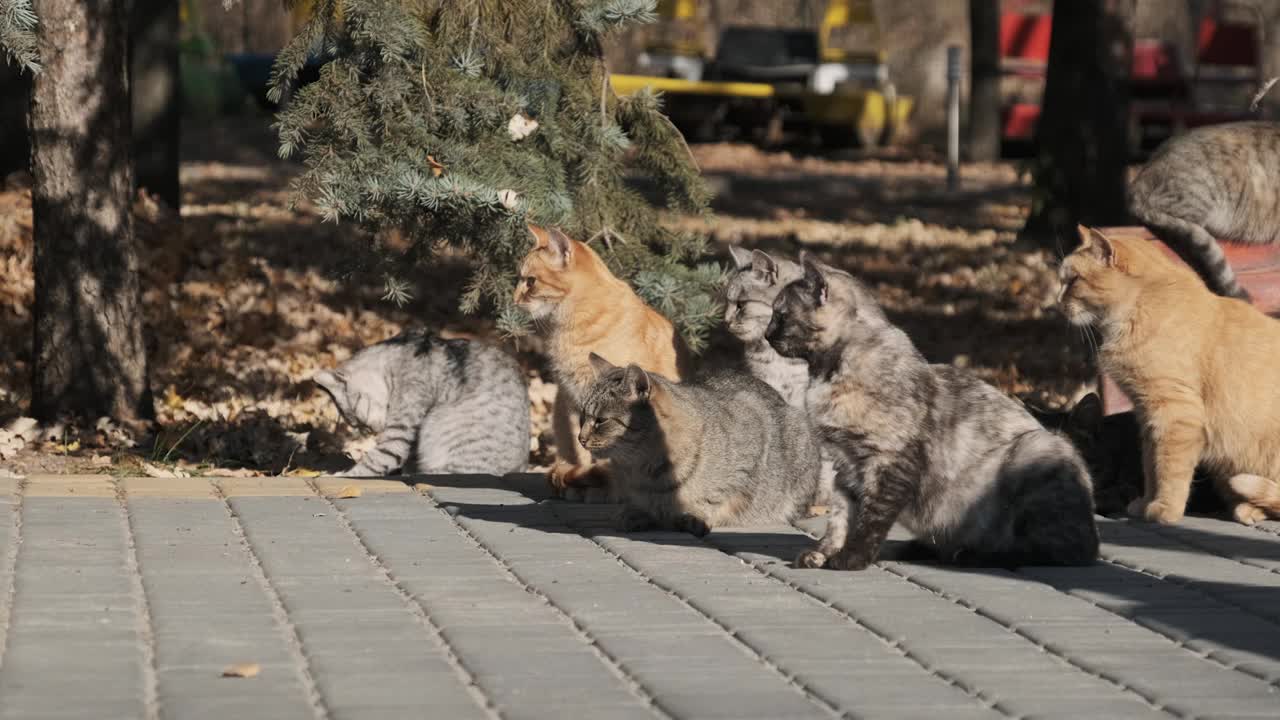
[{"left": 611, "top": 0, "right": 913, "bottom": 147}]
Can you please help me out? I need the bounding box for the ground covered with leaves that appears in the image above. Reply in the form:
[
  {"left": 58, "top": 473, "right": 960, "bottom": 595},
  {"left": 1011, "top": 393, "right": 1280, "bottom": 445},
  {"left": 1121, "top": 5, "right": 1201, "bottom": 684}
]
[{"left": 0, "top": 118, "right": 1093, "bottom": 477}]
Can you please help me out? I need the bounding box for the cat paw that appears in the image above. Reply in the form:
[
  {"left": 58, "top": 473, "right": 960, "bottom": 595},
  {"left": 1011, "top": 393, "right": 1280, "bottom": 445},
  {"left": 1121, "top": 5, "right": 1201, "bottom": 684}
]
[
  {"left": 794, "top": 550, "right": 828, "bottom": 569},
  {"left": 546, "top": 460, "right": 580, "bottom": 494},
  {"left": 1227, "top": 286, "right": 1252, "bottom": 303},
  {"left": 825, "top": 548, "right": 875, "bottom": 571},
  {"left": 1137, "top": 499, "right": 1184, "bottom": 525},
  {"left": 675, "top": 514, "right": 711, "bottom": 538},
  {"left": 1231, "top": 502, "right": 1267, "bottom": 526},
  {"left": 615, "top": 507, "right": 656, "bottom": 533},
  {"left": 1125, "top": 497, "right": 1148, "bottom": 519}
]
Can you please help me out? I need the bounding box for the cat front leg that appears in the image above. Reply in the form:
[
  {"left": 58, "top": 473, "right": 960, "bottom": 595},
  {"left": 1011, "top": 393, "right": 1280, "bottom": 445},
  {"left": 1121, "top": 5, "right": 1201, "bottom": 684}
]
[
  {"left": 1132, "top": 410, "right": 1204, "bottom": 525},
  {"left": 826, "top": 458, "right": 916, "bottom": 571},
  {"left": 797, "top": 489, "right": 848, "bottom": 569},
  {"left": 549, "top": 388, "right": 594, "bottom": 494},
  {"left": 340, "top": 423, "right": 415, "bottom": 477}
]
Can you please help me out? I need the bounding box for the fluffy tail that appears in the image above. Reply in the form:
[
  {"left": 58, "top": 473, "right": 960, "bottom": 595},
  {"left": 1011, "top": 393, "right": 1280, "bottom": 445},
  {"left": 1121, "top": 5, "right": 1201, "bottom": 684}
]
[{"left": 1228, "top": 474, "right": 1280, "bottom": 515}]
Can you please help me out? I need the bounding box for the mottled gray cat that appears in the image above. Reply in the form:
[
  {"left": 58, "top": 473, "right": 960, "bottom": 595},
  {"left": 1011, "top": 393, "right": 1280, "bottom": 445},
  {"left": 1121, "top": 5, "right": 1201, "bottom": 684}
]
[
  {"left": 725, "top": 245, "right": 836, "bottom": 509},
  {"left": 314, "top": 330, "right": 530, "bottom": 477},
  {"left": 1129, "top": 121, "right": 1280, "bottom": 300},
  {"left": 577, "top": 353, "right": 837, "bottom": 537},
  {"left": 725, "top": 246, "right": 809, "bottom": 406},
  {"left": 766, "top": 256, "right": 1098, "bottom": 570}
]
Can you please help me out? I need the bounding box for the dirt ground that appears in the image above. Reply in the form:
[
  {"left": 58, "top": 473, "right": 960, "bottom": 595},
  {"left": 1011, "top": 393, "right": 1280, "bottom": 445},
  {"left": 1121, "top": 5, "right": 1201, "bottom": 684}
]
[{"left": 0, "top": 116, "right": 1093, "bottom": 477}]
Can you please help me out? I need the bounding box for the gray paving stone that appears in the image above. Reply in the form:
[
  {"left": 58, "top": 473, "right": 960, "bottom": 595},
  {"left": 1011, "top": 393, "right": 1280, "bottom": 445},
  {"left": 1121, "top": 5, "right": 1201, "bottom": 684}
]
[
  {"left": 6, "top": 475, "right": 1280, "bottom": 719},
  {"left": 0, "top": 496, "right": 148, "bottom": 715}
]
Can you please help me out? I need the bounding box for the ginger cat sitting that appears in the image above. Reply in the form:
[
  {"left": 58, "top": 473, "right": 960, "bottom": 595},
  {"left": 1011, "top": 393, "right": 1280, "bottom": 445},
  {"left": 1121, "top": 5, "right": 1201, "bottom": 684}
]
[
  {"left": 514, "top": 225, "right": 691, "bottom": 499},
  {"left": 1060, "top": 225, "right": 1280, "bottom": 525}
]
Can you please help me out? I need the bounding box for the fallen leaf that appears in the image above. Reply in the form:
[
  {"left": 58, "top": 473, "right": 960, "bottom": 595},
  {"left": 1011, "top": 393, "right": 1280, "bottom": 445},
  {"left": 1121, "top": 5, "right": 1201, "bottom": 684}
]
[
  {"left": 497, "top": 188, "right": 520, "bottom": 210},
  {"left": 426, "top": 155, "right": 445, "bottom": 178},
  {"left": 5, "top": 417, "right": 37, "bottom": 440},
  {"left": 204, "top": 467, "right": 258, "bottom": 477},
  {"left": 284, "top": 468, "right": 321, "bottom": 478},
  {"left": 140, "top": 462, "right": 176, "bottom": 478},
  {"left": 335, "top": 484, "right": 362, "bottom": 499},
  {"left": 221, "top": 663, "right": 260, "bottom": 678},
  {"left": 90, "top": 455, "right": 112, "bottom": 467}
]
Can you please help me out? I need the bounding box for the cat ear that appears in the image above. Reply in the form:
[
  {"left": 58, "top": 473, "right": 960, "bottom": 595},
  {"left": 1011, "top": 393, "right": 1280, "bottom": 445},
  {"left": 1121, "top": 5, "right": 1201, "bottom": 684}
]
[
  {"left": 312, "top": 370, "right": 339, "bottom": 392},
  {"left": 728, "top": 245, "right": 754, "bottom": 270},
  {"left": 624, "top": 364, "right": 651, "bottom": 400},
  {"left": 750, "top": 250, "right": 779, "bottom": 284},
  {"left": 1068, "top": 392, "right": 1104, "bottom": 432},
  {"left": 800, "top": 253, "right": 828, "bottom": 306},
  {"left": 527, "top": 224, "right": 549, "bottom": 249},
  {"left": 588, "top": 352, "right": 616, "bottom": 378},
  {"left": 1078, "top": 225, "right": 1116, "bottom": 267},
  {"left": 545, "top": 227, "right": 574, "bottom": 268}
]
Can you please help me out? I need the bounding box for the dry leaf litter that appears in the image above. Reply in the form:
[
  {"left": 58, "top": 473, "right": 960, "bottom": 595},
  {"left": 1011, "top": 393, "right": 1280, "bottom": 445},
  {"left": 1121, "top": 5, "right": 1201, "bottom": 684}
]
[{"left": 0, "top": 123, "right": 1093, "bottom": 476}]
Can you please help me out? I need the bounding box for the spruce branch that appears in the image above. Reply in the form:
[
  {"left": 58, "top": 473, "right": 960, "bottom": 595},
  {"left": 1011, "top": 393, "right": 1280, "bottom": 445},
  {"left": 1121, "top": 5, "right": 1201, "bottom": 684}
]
[{"left": 0, "top": 0, "right": 40, "bottom": 73}]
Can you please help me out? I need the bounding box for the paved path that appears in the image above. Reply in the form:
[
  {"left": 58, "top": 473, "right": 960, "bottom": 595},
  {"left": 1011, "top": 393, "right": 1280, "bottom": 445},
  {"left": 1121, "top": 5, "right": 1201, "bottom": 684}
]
[{"left": 0, "top": 474, "right": 1278, "bottom": 719}]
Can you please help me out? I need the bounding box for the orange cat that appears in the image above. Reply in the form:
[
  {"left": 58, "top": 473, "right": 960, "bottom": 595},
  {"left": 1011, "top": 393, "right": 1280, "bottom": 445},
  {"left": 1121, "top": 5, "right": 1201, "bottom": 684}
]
[
  {"left": 1060, "top": 225, "right": 1280, "bottom": 525},
  {"left": 514, "top": 225, "right": 691, "bottom": 497}
]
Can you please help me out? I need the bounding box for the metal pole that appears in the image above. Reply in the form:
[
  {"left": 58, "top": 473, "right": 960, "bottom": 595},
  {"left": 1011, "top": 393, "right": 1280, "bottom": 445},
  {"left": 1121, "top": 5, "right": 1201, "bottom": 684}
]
[{"left": 946, "top": 45, "right": 961, "bottom": 191}]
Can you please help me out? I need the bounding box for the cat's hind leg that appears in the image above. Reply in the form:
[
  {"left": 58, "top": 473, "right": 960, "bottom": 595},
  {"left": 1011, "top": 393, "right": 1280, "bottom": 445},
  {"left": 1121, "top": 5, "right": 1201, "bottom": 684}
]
[
  {"left": 1010, "top": 461, "right": 1099, "bottom": 566},
  {"left": 1223, "top": 474, "right": 1280, "bottom": 525}
]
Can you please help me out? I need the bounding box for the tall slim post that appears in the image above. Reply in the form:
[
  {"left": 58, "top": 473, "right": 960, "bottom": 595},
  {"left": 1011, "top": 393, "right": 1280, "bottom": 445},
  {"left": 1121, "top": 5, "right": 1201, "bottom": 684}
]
[{"left": 946, "top": 45, "right": 962, "bottom": 191}]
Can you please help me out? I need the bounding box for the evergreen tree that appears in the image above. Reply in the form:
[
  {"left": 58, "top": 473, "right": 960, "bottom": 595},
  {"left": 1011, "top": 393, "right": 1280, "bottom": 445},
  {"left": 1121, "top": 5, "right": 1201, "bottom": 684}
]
[{"left": 275, "top": 0, "right": 723, "bottom": 350}]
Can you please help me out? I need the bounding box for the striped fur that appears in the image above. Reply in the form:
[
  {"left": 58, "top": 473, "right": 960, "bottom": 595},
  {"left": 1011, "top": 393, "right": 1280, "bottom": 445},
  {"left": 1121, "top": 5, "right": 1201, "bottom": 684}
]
[
  {"left": 578, "top": 355, "right": 831, "bottom": 535},
  {"left": 314, "top": 330, "right": 529, "bottom": 477},
  {"left": 767, "top": 255, "right": 1098, "bottom": 570},
  {"left": 1129, "top": 121, "right": 1280, "bottom": 300},
  {"left": 724, "top": 246, "right": 837, "bottom": 510}
]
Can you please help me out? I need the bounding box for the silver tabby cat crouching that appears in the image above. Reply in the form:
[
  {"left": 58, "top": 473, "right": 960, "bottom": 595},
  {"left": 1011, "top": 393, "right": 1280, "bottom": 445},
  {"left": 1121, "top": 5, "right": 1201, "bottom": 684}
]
[
  {"left": 577, "top": 353, "right": 834, "bottom": 537},
  {"left": 767, "top": 256, "right": 1099, "bottom": 570},
  {"left": 1129, "top": 121, "right": 1280, "bottom": 300},
  {"left": 314, "top": 330, "right": 530, "bottom": 477}
]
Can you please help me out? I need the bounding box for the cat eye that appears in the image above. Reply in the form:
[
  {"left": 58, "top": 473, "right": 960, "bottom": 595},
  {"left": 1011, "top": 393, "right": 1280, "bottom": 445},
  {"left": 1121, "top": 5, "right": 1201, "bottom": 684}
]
[{"left": 522, "top": 276, "right": 536, "bottom": 289}]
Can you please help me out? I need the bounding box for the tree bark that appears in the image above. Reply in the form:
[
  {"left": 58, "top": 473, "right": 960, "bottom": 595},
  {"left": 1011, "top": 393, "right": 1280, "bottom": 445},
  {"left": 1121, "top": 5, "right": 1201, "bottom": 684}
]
[
  {"left": 1023, "top": 0, "right": 1135, "bottom": 245},
  {"left": 967, "top": 0, "right": 1002, "bottom": 162},
  {"left": 28, "top": 0, "right": 153, "bottom": 426},
  {"left": 0, "top": 63, "right": 31, "bottom": 177},
  {"left": 129, "top": 0, "right": 181, "bottom": 209}
]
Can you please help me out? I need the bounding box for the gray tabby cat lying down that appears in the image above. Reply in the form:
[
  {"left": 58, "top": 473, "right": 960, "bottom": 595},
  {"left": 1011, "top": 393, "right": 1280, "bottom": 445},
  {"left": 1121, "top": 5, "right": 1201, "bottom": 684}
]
[
  {"left": 314, "top": 330, "right": 530, "bottom": 477},
  {"left": 577, "top": 353, "right": 838, "bottom": 538},
  {"left": 767, "top": 255, "right": 1099, "bottom": 570},
  {"left": 1129, "top": 121, "right": 1280, "bottom": 300}
]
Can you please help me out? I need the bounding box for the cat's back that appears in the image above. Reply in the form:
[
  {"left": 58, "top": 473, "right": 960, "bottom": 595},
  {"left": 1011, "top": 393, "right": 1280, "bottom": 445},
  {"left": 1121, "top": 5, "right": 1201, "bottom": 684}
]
[
  {"left": 412, "top": 334, "right": 530, "bottom": 474},
  {"left": 1131, "top": 122, "right": 1280, "bottom": 226}
]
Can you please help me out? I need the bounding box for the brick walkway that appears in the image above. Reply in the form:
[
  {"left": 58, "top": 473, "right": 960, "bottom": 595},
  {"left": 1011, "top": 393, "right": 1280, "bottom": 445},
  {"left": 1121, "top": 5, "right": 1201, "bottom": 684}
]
[{"left": 1, "top": 474, "right": 1278, "bottom": 719}]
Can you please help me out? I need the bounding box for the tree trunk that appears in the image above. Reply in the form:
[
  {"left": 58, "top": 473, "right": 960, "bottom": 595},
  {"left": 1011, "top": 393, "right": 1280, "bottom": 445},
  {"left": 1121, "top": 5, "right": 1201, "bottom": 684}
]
[
  {"left": 967, "top": 0, "right": 1002, "bottom": 162},
  {"left": 28, "top": 0, "right": 153, "bottom": 426},
  {"left": 0, "top": 63, "right": 31, "bottom": 177},
  {"left": 129, "top": 0, "right": 181, "bottom": 209},
  {"left": 1023, "top": 0, "right": 1135, "bottom": 245}
]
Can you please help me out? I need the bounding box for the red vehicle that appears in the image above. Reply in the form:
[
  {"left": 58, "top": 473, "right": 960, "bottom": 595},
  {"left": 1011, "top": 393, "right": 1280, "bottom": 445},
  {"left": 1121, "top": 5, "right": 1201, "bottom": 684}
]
[{"left": 998, "top": 0, "right": 1266, "bottom": 151}]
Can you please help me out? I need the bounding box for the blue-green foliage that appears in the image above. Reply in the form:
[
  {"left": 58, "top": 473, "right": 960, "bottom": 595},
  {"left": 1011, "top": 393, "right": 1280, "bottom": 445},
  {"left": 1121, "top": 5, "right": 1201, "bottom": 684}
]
[
  {"left": 0, "top": 0, "right": 40, "bottom": 73},
  {"left": 274, "top": 0, "right": 722, "bottom": 351}
]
